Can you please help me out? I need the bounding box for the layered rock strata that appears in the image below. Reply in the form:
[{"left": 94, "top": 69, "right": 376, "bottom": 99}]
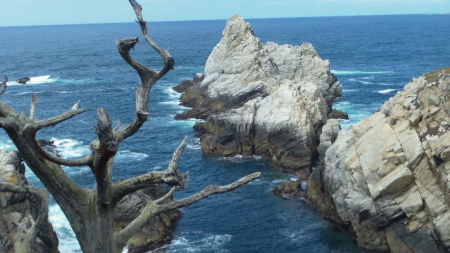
[
  {"left": 0, "top": 150, "right": 59, "bottom": 253},
  {"left": 311, "top": 68, "right": 450, "bottom": 252},
  {"left": 176, "top": 15, "right": 342, "bottom": 173}
]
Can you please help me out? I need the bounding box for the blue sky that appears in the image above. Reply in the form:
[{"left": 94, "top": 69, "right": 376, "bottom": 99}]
[{"left": 1, "top": 0, "right": 449, "bottom": 27}]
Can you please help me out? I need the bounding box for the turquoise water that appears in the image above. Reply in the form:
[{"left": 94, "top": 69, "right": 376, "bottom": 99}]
[{"left": 0, "top": 14, "right": 449, "bottom": 252}]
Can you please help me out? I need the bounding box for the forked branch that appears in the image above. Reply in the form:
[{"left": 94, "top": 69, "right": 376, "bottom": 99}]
[
  {"left": 115, "top": 172, "right": 261, "bottom": 246},
  {"left": 111, "top": 137, "right": 189, "bottom": 204}
]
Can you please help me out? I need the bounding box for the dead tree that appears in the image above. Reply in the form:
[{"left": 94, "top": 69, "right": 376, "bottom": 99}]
[{"left": 0, "top": 0, "right": 260, "bottom": 252}]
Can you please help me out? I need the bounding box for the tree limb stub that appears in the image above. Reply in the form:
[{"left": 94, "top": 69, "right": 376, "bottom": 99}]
[{"left": 0, "top": 75, "right": 7, "bottom": 95}]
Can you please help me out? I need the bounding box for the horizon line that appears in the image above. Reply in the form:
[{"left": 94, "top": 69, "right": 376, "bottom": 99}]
[{"left": 0, "top": 12, "right": 446, "bottom": 28}]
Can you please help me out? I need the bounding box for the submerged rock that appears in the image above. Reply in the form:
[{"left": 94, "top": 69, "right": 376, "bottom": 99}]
[
  {"left": 0, "top": 150, "right": 59, "bottom": 253},
  {"left": 309, "top": 68, "right": 450, "bottom": 252},
  {"left": 176, "top": 15, "right": 342, "bottom": 174}
]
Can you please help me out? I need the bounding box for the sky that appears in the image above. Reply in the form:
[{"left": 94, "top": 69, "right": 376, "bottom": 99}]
[{"left": 1, "top": 0, "right": 449, "bottom": 27}]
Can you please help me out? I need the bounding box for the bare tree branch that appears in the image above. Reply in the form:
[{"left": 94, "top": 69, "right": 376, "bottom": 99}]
[
  {"left": 115, "top": 1, "right": 175, "bottom": 144},
  {"left": 0, "top": 75, "right": 7, "bottom": 95},
  {"left": 35, "top": 144, "right": 91, "bottom": 167},
  {"left": 29, "top": 93, "right": 37, "bottom": 121},
  {"left": 25, "top": 103, "right": 86, "bottom": 133},
  {"left": 94, "top": 108, "right": 118, "bottom": 206},
  {"left": 153, "top": 186, "right": 178, "bottom": 205},
  {"left": 111, "top": 137, "right": 189, "bottom": 204},
  {"left": 160, "top": 172, "right": 261, "bottom": 212},
  {"left": 128, "top": 0, "right": 175, "bottom": 78},
  {"left": 115, "top": 172, "right": 261, "bottom": 246},
  {"left": 111, "top": 170, "right": 188, "bottom": 205}
]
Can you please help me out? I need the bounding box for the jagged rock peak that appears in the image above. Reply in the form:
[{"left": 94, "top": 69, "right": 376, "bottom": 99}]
[{"left": 176, "top": 15, "right": 342, "bottom": 173}]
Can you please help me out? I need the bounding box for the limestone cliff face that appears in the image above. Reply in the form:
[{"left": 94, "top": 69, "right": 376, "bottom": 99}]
[
  {"left": 0, "top": 150, "right": 59, "bottom": 253},
  {"left": 177, "top": 15, "right": 342, "bottom": 173},
  {"left": 317, "top": 68, "right": 450, "bottom": 252}
]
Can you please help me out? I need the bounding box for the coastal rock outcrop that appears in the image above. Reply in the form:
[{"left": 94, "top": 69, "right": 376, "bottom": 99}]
[
  {"left": 311, "top": 68, "right": 450, "bottom": 252},
  {"left": 114, "top": 183, "right": 182, "bottom": 253},
  {"left": 176, "top": 15, "right": 342, "bottom": 173},
  {"left": 0, "top": 150, "right": 59, "bottom": 253}
]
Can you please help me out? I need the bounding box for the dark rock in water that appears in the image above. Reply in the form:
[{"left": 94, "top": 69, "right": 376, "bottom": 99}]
[
  {"left": 273, "top": 180, "right": 305, "bottom": 199},
  {"left": 114, "top": 182, "right": 182, "bottom": 253},
  {"left": 172, "top": 73, "right": 204, "bottom": 93},
  {"left": 173, "top": 80, "right": 195, "bottom": 93},
  {"left": 0, "top": 150, "right": 59, "bottom": 253},
  {"left": 327, "top": 109, "right": 349, "bottom": 119},
  {"left": 16, "top": 77, "right": 30, "bottom": 84},
  {"left": 38, "top": 139, "right": 58, "bottom": 156}
]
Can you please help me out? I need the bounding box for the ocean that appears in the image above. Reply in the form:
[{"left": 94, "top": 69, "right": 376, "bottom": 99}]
[{"left": 0, "top": 14, "right": 449, "bottom": 252}]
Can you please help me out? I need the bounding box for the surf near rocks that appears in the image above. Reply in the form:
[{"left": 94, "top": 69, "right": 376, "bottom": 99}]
[{"left": 174, "top": 14, "right": 343, "bottom": 177}]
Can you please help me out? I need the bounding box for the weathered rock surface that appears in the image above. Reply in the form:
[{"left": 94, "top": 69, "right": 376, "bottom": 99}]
[
  {"left": 0, "top": 150, "right": 59, "bottom": 253},
  {"left": 176, "top": 15, "right": 342, "bottom": 173},
  {"left": 310, "top": 68, "right": 450, "bottom": 252},
  {"left": 114, "top": 183, "right": 182, "bottom": 253}
]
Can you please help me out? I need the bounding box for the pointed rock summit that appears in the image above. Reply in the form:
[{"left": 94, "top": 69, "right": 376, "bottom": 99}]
[{"left": 176, "top": 15, "right": 342, "bottom": 174}]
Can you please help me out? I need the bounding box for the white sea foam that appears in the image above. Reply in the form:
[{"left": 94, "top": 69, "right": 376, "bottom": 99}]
[
  {"left": 50, "top": 138, "right": 90, "bottom": 158},
  {"left": 342, "top": 89, "right": 357, "bottom": 92},
  {"left": 48, "top": 204, "right": 80, "bottom": 252},
  {"left": 160, "top": 100, "right": 181, "bottom": 105},
  {"left": 159, "top": 233, "right": 231, "bottom": 252},
  {"left": 0, "top": 139, "right": 15, "bottom": 150},
  {"left": 8, "top": 75, "right": 58, "bottom": 86},
  {"left": 331, "top": 70, "right": 393, "bottom": 75},
  {"left": 165, "top": 87, "right": 181, "bottom": 99},
  {"left": 216, "top": 155, "right": 263, "bottom": 163},
  {"left": 116, "top": 150, "right": 149, "bottom": 162},
  {"left": 359, "top": 80, "right": 373, "bottom": 85},
  {"left": 375, "top": 89, "right": 396, "bottom": 94}
]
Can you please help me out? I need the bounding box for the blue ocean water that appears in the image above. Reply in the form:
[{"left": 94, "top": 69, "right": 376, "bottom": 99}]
[{"left": 0, "top": 14, "right": 449, "bottom": 252}]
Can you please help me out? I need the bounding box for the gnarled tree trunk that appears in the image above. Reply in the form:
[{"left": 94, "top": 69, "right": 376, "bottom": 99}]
[{"left": 0, "top": 1, "right": 260, "bottom": 252}]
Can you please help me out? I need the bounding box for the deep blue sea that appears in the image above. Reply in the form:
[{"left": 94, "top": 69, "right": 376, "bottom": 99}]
[{"left": 0, "top": 14, "right": 449, "bottom": 252}]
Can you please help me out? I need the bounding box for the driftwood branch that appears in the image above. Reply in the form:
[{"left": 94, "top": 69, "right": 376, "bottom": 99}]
[
  {"left": 115, "top": 172, "right": 260, "bottom": 246},
  {"left": 0, "top": 75, "right": 7, "bottom": 95}
]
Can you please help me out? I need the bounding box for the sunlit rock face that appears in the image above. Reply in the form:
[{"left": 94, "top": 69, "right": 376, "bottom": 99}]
[
  {"left": 177, "top": 14, "right": 342, "bottom": 174},
  {"left": 320, "top": 68, "right": 450, "bottom": 252}
]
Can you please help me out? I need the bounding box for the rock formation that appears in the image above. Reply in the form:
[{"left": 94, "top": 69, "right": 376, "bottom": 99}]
[
  {"left": 0, "top": 150, "right": 59, "bottom": 253},
  {"left": 176, "top": 15, "right": 342, "bottom": 174},
  {"left": 114, "top": 183, "right": 182, "bottom": 253},
  {"left": 310, "top": 68, "right": 450, "bottom": 252}
]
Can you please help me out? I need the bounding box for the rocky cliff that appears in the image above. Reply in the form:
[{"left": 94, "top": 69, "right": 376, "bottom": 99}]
[
  {"left": 0, "top": 150, "right": 59, "bottom": 253},
  {"left": 310, "top": 68, "right": 450, "bottom": 252},
  {"left": 176, "top": 15, "right": 342, "bottom": 174}
]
